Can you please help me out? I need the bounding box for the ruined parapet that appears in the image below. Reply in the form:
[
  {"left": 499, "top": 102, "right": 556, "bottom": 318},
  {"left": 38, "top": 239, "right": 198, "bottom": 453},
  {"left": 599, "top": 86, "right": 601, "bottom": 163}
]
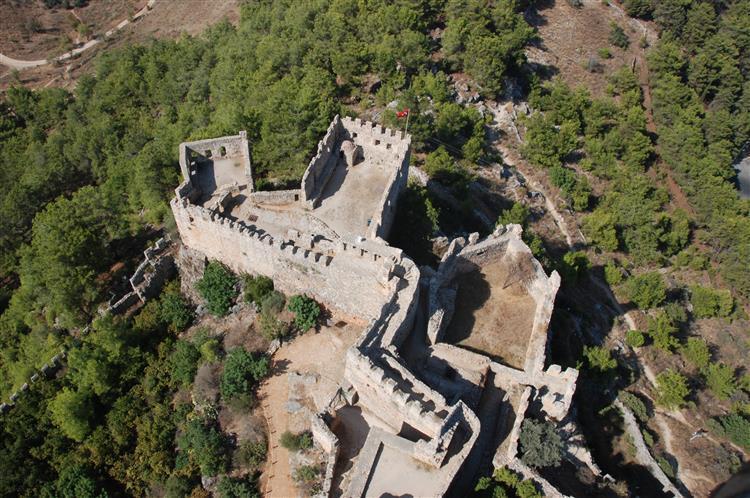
[
  {"left": 311, "top": 413, "right": 339, "bottom": 498},
  {"left": 301, "top": 116, "right": 343, "bottom": 208},
  {"left": 506, "top": 460, "right": 574, "bottom": 498},
  {"left": 538, "top": 364, "right": 578, "bottom": 420},
  {"left": 497, "top": 386, "right": 532, "bottom": 466},
  {"left": 179, "top": 131, "right": 253, "bottom": 190},
  {"left": 247, "top": 189, "right": 301, "bottom": 206}
]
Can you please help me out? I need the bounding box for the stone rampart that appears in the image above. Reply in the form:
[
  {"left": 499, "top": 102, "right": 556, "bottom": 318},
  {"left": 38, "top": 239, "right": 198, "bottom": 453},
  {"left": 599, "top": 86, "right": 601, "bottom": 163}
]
[
  {"left": 365, "top": 148, "right": 410, "bottom": 240},
  {"left": 179, "top": 131, "right": 252, "bottom": 188},
  {"left": 171, "top": 195, "right": 393, "bottom": 320},
  {"left": 301, "top": 116, "right": 343, "bottom": 208},
  {"left": 311, "top": 413, "right": 339, "bottom": 498}
]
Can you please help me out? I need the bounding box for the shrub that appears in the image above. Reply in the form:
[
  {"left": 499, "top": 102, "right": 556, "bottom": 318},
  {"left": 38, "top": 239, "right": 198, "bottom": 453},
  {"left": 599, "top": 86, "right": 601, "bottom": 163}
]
[
  {"left": 160, "top": 281, "right": 193, "bottom": 332},
  {"left": 199, "top": 338, "right": 222, "bottom": 363},
  {"left": 197, "top": 261, "right": 238, "bottom": 317},
  {"left": 704, "top": 363, "right": 737, "bottom": 400},
  {"left": 625, "top": 329, "right": 645, "bottom": 348},
  {"left": 647, "top": 312, "right": 679, "bottom": 352},
  {"left": 598, "top": 47, "right": 612, "bottom": 59},
  {"left": 682, "top": 337, "right": 710, "bottom": 369},
  {"left": 655, "top": 369, "right": 690, "bottom": 410},
  {"left": 220, "top": 348, "right": 269, "bottom": 400},
  {"left": 493, "top": 467, "right": 520, "bottom": 488},
  {"left": 243, "top": 275, "right": 274, "bottom": 305},
  {"left": 259, "top": 310, "right": 290, "bottom": 340},
  {"left": 583, "top": 345, "right": 617, "bottom": 373},
  {"left": 604, "top": 260, "right": 623, "bottom": 285},
  {"left": 623, "top": 0, "right": 653, "bottom": 18},
  {"left": 609, "top": 22, "right": 630, "bottom": 49},
  {"left": 287, "top": 295, "right": 321, "bottom": 332},
  {"left": 559, "top": 251, "right": 590, "bottom": 284},
  {"left": 624, "top": 272, "right": 666, "bottom": 309},
  {"left": 496, "top": 202, "right": 529, "bottom": 227},
  {"left": 235, "top": 439, "right": 267, "bottom": 472},
  {"left": 260, "top": 291, "right": 285, "bottom": 314},
  {"left": 519, "top": 419, "right": 563, "bottom": 468},
  {"left": 657, "top": 456, "right": 675, "bottom": 479},
  {"left": 619, "top": 391, "right": 649, "bottom": 422},
  {"left": 690, "top": 285, "right": 734, "bottom": 318},
  {"left": 515, "top": 480, "right": 542, "bottom": 498},
  {"left": 280, "top": 431, "right": 313, "bottom": 451},
  {"left": 293, "top": 464, "right": 319, "bottom": 483},
  {"left": 642, "top": 429, "right": 655, "bottom": 447},
  {"left": 170, "top": 340, "right": 201, "bottom": 387}
]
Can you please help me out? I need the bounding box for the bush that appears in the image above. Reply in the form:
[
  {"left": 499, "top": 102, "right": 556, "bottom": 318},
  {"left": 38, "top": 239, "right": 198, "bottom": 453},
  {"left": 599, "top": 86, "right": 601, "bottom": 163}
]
[
  {"left": 583, "top": 345, "right": 617, "bottom": 373},
  {"left": 197, "top": 261, "right": 238, "bottom": 317},
  {"left": 604, "top": 260, "right": 623, "bottom": 285},
  {"left": 625, "top": 329, "right": 645, "bottom": 348},
  {"left": 619, "top": 391, "right": 649, "bottom": 422},
  {"left": 655, "top": 369, "right": 690, "bottom": 410},
  {"left": 220, "top": 348, "right": 269, "bottom": 401},
  {"left": 235, "top": 439, "right": 267, "bottom": 472},
  {"left": 624, "top": 272, "right": 666, "bottom": 309},
  {"left": 280, "top": 431, "right": 313, "bottom": 452},
  {"left": 598, "top": 47, "right": 612, "bottom": 59},
  {"left": 160, "top": 281, "right": 192, "bottom": 332},
  {"left": 647, "top": 312, "right": 679, "bottom": 352},
  {"left": 258, "top": 310, "right": 290, "bottom": 340},
  {"left": 623, "top": 0, "right": 652, "bottom": 17},
  {"left": 704, "top": 363, "right": 737, "bottom": 400},
  {"left": 682, "top": 337, "right": 710, "bottom": 369},
  {"left": 559, "top": 251, "right": 590, "bottom": 284},
  {"left": 657, "top": 456, "right": 675, "bottom": 479},
  {"left": 609, "top": 22, "right": 630, "bottom": 49},
  {"left": 243, "top": 275, "right": 274, "bottom": 305},
  {"left": 287, "top": 295, "right": 321, "bottom": 331},
  {"left": 199, "top": 338, "right": 222, "bottom": 363},
  {"left": 294, "top": 464, "right": 319, "bottom": 483},
  {"left": 497, "top": 202, "right": 530, "bottom": 227},
  {"left": 519, "top": 419, "right": 563, "bottom": 468},
  {"left": 690, "top": 285, "right": 734, "bottom": 318},
  {"left": 260, "top": 291, "right": 285, "bottom": 314}
]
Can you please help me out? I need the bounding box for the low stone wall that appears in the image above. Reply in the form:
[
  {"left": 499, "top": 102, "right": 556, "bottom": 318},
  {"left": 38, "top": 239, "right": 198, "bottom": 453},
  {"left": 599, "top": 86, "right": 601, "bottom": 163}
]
[
  {"left": 248, "top": 189, "right": 301, "bottom": 206},
  {"left": 179, "top": 131, "right": 252, "bottom": 188},
  {"left": 311, "top": 414, "right": 339, "bottom": 498}
]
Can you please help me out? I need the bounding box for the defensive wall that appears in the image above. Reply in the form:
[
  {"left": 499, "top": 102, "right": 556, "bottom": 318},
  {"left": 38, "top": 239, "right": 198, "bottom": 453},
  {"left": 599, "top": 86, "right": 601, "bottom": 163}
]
[{"left": 178, "top": 131, "right": 253, "bottom": 188}]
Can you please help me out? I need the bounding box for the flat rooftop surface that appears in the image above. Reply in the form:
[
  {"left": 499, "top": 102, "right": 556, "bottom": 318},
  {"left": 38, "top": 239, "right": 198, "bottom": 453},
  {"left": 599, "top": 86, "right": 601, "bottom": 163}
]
[
  {"left": 443, "top": 256, "right": 537, "bottom": 370},
  {"left": 193, "top": 156, "right": 249, "bottom": 203},
  {"left": 313, "top": 153, "right": 393, "bottom": 238}
]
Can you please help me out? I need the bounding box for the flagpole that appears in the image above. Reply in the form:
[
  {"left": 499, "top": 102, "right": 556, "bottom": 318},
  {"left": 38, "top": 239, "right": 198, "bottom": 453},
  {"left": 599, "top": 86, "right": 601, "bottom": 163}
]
[{"left": 405, "top": 109, "right": 410, "bottom": 136}]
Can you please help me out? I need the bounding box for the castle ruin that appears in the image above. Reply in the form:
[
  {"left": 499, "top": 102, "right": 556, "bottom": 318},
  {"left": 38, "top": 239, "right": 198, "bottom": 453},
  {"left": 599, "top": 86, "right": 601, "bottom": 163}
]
[{"left": 171, "top": 115, "right": 578, "bottom": 497}]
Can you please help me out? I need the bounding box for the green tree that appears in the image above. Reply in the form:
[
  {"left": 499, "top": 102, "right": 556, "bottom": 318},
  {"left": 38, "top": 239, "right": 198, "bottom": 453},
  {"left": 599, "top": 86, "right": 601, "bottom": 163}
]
[
  {"left": 48, "top": 388, "right": 95, "bottom": 442},
  {"left": 655, "top": 369, "right": 690, "bottom": 409},
  {"left": 169, "top": 340, "right": 201, "bottom": 388},
  {"left": 220, "top": 348, "right": 269, "bottom": 400},
  {"left": 704, "top": 363, "right": 736, "bottom": 400},
  {"left": 682, "top": 337, "right": 710, "bottom": 369},
  {"left": 583, "top": 345, "right": 617, "bottom": 372},
  {"left": 217, "top": 475, "right": 260, "bottom": 498},
  {"left": 497, "top": 202, "right": 530, "bottom": 227},
  {"left": 197, "top": 261, "right": 238, "bottom": 317},
  {"left": 619, "top": 391, "right": 649, "bottom": 422},
  {"left": 287, "top": 294, "right": 321, "bottom": 331},
  {"left": 159, "top": 282, "right": 192, "bottom": 332},
  {"left": 519, "top": 419, "right": 563, "bottom": 468},
  {"left": 609, "top": 22, "right": 630, "bottom": 49},
  {"left": 624, "top": 272, "right": 667, "bottom": 309},
  {"left": 625, "top": 329, "right": 645, "bottom": 348},
  {"left": 648, "top": 312, "right": 679, "bottom": 352},
  {"left": 690, "top": 285, "right": 734, "bottom": 318},
  {"left": 583, "top": 211, "right": 619, "bottom": 251},
  {"left": 280, "top": 430, "right": 313, "bottom": 451},
  {"left": 54, "top": 465, "right": 108, "bottom": 498},
  {"left": 178, "top": 418, "right": 229, "bottom": 476}
]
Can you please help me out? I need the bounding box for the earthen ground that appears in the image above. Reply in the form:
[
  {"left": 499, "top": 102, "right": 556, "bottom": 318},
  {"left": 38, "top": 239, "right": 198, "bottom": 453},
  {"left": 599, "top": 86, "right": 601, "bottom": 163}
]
[
  {"left": 443, "top": 258, "right": 537, "bottom": 369},
  {"left": 258, "top": 315, "right": 364, "bottom": 498}
]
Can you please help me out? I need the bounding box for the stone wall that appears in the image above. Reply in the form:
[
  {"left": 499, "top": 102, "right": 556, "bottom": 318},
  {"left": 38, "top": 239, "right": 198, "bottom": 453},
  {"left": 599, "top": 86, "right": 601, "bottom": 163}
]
[
  {"left": 171, "top": 193, "right": 396, "bottom": 320},
  {"left": 247, "top": 189, "right": 301, "bottom": 206},
  {"left": 301, "top": 116, "right": 343, "bottom": 208},
  {"left": 179, "top": 131, "right": 252, "bottom": 188}
]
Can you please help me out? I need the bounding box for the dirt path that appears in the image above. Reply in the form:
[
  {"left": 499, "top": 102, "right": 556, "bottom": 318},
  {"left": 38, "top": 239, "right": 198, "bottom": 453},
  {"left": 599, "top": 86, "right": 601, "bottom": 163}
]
[
  {"left": 258, "top": 319, "right": 363, "bottom": 497},
  {"left": 0, "top": 0, "right": 156, "bottom": 70}
]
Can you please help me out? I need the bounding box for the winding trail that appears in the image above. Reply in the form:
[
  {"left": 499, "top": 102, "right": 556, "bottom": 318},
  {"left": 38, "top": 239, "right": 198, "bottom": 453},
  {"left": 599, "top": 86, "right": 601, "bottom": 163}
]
[{"left": 0, "top": 0, "right": 156, "bottom": 70}]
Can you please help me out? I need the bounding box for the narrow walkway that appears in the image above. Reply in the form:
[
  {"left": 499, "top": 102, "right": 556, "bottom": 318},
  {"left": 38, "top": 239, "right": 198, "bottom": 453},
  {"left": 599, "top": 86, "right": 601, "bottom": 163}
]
[{"left": 0, "top": 0, "right": 157, "bottom": 70}]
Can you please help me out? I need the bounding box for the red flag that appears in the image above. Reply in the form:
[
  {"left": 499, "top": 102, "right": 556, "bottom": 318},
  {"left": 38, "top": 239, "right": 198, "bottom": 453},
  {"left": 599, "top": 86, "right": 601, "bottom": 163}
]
[{"left": 396, "top": 108, "right": 410, "bottom": 118}]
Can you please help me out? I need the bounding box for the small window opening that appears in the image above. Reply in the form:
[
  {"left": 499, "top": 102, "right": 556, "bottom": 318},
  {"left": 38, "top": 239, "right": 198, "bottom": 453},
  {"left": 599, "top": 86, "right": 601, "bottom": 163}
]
[
  {"left": 386, "top": 143, "right": 392, "bottom": 149},
  {"left": 220, "top": 146, "right": 227, "bottom": 157},
  {"left": 374, "top": 139, "right": 380, "bottom": 145},
  {"left": 204, "top": 149, "right": 212, "bottom": 158}
]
